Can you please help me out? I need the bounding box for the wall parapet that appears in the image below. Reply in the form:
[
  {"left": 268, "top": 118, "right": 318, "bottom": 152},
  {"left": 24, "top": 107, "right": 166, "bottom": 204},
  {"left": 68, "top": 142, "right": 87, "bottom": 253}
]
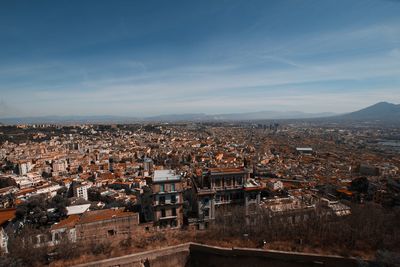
[{"left": 74, "top": 242, "right": 368, "bottom": 267}]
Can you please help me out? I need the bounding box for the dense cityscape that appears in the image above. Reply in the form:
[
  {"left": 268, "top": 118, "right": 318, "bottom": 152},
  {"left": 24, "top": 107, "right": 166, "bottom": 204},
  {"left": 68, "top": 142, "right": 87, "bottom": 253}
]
[
  {"left": 0, "top": 117, "right": 399, "bottom": 266},
  {"left": 2, "top": 0, "right": 400, "bottom": 266}
]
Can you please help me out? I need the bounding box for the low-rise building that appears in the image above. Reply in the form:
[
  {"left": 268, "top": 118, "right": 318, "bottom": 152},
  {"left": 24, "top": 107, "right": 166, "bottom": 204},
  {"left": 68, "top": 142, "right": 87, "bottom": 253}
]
[
  {"left": 50, "top": 208, "right": 139, "bottom": 245},
  {"left": 267, "top": 179, "right": 284, "bottom": 191}
]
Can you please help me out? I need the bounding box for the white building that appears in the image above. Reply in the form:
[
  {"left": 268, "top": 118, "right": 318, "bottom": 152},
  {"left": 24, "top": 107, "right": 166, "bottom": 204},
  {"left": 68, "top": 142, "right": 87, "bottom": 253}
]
[
  {"left": 73, "top": 183, "right": 90, "bottom": 201},
  {"left": 26, "top": 172, "right": 44, "bottom": 184},
  {"left": 52, "top": 159, "right": 68, "bottom": 174},
  {"left": 296, "top": 147, "right": 313, "bottom": 154},
  {"left": 0, "top": 149, "right": 6, "bottom": 160},
  {"left": 18, "top": 162, "right": 33, "bottom": 176},
  {"left": 34, "top": 184, "right": 63, "bottom": 198},
  {"left": 13, "top": 175, "right": 34, "bottom": 189},
  {"left": 267, "top": 179, "right": 284, "bottom": 191},
  {"left": 0, "top": 227, "right": 9, "bottom": 254}
]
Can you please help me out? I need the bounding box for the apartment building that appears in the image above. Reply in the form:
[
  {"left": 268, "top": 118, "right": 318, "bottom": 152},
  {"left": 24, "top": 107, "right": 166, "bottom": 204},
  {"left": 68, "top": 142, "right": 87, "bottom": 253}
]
[
  {"left": 73, "top": 182, "right": 90, "bottom": 201},
  {"left": 192, "top": 167, "right": 261, "bottom": 229},
  {"left": 151, "top": 170, "right": 183, "bottom": 229},
  {"left": 206, "top": 167, "right": 249, "bottom": 205}
]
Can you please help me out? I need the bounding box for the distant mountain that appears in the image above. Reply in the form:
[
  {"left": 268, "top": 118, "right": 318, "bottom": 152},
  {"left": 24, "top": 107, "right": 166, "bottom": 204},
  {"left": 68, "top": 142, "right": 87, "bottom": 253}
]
[
  {"left": 146, "top": 111, "right": 339, "bottom": 122},
  {"left": 144, "top": 113, "right": 207, "bottom": 122},
  {"left": 334, "top": 102, "right": 400, "bottom": 122},
  {"left": 143, "top": 111, "right": 336, "bottom": 122},
  {"left": 205, "top": 111, "right": 336, "bottom": 121}
]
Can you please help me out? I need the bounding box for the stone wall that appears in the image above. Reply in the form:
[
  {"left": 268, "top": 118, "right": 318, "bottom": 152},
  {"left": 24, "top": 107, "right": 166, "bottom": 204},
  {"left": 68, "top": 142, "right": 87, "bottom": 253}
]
[
  {"left": 75, "top": 243, "right": 367, "bottom": 267},
  {"left": 189, "top": 243, "right": 363, "bottom": 267},
  {"left": 74, "top": 243, "right": 190, "bottom": 267},
  {"left": 76, "top": 215, "right": 139, "bottom": 243}
]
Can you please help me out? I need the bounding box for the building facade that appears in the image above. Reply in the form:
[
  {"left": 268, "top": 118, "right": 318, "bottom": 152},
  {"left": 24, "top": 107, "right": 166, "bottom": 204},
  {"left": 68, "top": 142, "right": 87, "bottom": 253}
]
[
  {"left": 151, "top": 170, "right": 183, "bottom": 229},
  {"left": 50, "top": 209, "right": 140, "bottom": 245},
  {"left": 192, "top": 168, "right": 261, "bottom": 229},
  {"left": 73, "top": 183, "right": 90, "bottom": 200}
]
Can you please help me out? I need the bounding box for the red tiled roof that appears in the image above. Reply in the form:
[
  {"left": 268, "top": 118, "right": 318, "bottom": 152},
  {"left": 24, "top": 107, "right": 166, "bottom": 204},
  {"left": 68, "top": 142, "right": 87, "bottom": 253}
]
[
  {"left": 0, "top": 208, "right": 16, "bottom": 226},
  {"left": 51, "top": 209, "right": 137, "bottom": 229},
  {"left": 243, "top": 186, "right": 262, "bottom": 191},
  {"left": 15, "top": 188, "right": 35, "bottom": 196},
  {"left": 111, "top": 181, "right": 133, "bottom": 185},
  {"left": 77, "top": 209, "right": 135, "bottom": 225},
  {"left": 208, "top": 167, "right": 245, "bottom": 174},
  {"left": 337, "top": 189, "right": 353, "bottom": 196},
  {"left": 51, "top": 214, "right": 80, "bottom": 230}
]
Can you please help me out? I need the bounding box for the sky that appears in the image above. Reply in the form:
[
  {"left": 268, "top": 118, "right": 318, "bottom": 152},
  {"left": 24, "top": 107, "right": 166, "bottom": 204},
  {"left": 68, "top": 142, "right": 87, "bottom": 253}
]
[{"left": 1, "top": 0, "right": 400, "bottom": 117}]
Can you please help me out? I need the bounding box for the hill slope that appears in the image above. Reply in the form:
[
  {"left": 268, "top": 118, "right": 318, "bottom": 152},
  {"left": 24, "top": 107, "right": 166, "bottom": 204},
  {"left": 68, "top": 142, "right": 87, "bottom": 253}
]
[{"left": 337, "top": 102, "right": 400, "bottom": 121}]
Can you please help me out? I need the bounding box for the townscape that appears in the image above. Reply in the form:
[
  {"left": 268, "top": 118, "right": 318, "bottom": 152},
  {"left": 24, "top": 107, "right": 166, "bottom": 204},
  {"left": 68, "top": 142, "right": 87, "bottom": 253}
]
[
  {"left": 2, "top": 0, "right": 400, "bottom": 266},
  {"left": 0, "top": 121, "right": 399, "bottom": 266}
]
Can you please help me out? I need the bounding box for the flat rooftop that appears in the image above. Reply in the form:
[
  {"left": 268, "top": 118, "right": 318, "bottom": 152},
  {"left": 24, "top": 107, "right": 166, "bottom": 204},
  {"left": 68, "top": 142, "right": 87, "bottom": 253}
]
[
  {"left": 153, "top": 169, "right": 181, "bottom": 182},
  {"left": 296, "top": 147, "right": 313, "bottom": 151},
  {"left": 208, "top": 167, "right": 246, "bottom": 175}
]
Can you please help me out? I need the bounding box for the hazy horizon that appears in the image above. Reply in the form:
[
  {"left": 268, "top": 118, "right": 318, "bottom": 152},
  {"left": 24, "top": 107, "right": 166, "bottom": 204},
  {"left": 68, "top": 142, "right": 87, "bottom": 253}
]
[
  {"left": 1, "top": 101, "right": 400, "bottom": 120},
  {"left": 1, "top": 0, "right": 400, "bottom": 117},
  {"left": 0, "top": 109, "right": 339, "bottom": 119}
]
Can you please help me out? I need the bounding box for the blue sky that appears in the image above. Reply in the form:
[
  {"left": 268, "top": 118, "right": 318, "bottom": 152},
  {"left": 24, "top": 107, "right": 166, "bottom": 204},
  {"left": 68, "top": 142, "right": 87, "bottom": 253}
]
[{"left": 1, "top": 0, "right": 400, "bottom": 117}]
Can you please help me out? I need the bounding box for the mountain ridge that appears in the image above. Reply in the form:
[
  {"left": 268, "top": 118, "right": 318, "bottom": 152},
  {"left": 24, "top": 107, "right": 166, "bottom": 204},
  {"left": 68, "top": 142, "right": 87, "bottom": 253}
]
[{"left": 333, "top": 101, "right": 400, "bottom": 121}]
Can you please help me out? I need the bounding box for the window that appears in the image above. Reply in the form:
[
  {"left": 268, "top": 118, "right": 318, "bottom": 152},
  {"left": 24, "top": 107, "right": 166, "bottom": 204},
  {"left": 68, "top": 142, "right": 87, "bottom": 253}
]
[
  {"left": 160, "top": 220, "right": 168, "bottom": 228},
  {"left": 248, "top": 192, "right": 257, "bottom": 200},
  {"left": 160, "top": 184, "right": 165, "bottom": 192},
  {"left": 171, "top": 183, "right": 175, "bottom": 192},
  {"left": 203, "top": 208, "right": 209, "bottom": 217},
  {"left": 159, "top": 196, "right": 165, "bottom": 204},
  {"left": 172, "top": 208, "right": 177, "bottom": 216},
  {"left": 37, "top": 235, "right": 45, "bottom": 244},
  {"left": 161, "top": 209, "right": 166, "bottom": 217},
  {"left": 108, "top": 230, "right": 116, "bottom": 236},
  {"left": 171, "top": 194, "right": 176, "bottom": 203},
  {"left": 54, "top": 232, "right": 61, "bottom": 241}
]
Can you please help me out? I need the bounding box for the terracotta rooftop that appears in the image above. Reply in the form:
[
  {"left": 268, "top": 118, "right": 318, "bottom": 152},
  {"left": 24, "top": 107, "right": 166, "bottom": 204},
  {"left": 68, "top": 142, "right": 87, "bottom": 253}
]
[
  {"left": 51, "top": 209, "right": 138, "bottom": 230},
  {"left": 208, "top": 167, "right": 245, "bottom": 174},
  {"left": 77, "top": 209, "right": 136, "bottom": 225},
  {"left": 15, "top": 188, "right": 35, "bottom": 196},
  {"left": 0, "top": 208, "right": 16, "bottom": 226},
  {"left": 111, "top": 181, "right": 133, "bottom": 185},
  {"left": 51, "top": 214, "right": 80, "bottom": 230},
  {"left": 337, "top": 189, "right": 353, "bottom": 196}
]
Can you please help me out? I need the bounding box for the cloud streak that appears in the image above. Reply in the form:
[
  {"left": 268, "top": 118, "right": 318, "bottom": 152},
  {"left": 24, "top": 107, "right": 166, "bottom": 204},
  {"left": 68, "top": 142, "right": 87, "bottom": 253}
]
[{"left": 1, "top": 1, "right": 400, "bottom": 117}]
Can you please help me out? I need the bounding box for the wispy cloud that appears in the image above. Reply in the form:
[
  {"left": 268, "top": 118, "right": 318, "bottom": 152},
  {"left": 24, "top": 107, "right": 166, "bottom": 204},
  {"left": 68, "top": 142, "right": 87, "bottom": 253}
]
[{"left": 1, "top": 9, "right": 400, "bottom": 117}]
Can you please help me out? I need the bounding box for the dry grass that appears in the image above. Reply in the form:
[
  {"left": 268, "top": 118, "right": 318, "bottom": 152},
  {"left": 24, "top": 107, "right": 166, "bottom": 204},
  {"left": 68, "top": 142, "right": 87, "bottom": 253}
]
[{"left": 50, "top": 229, "right": 376, "bottom": 266}]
